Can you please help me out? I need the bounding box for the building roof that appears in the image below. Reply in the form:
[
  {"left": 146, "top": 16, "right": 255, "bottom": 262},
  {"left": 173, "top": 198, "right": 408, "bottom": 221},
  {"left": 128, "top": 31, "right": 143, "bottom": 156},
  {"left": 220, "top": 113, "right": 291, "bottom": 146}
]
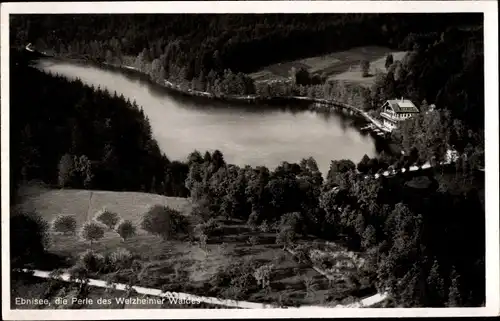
[{"left": 384, "top": 99, "right": 419, "bottom": 113}]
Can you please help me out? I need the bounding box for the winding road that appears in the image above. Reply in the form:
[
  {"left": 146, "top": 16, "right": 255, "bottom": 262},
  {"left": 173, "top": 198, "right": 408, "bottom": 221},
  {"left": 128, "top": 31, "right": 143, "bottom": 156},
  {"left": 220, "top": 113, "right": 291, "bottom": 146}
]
[{"left": 18, "top": 269, "right": 388, "bottom": 309}]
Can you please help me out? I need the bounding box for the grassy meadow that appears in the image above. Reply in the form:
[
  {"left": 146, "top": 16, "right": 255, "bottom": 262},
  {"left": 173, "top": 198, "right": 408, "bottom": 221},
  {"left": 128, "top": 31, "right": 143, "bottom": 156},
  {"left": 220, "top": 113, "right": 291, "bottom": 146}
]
[
  {"left": 249, "top": 46, "right": 407, "bottom": 87},
  {"left": 15, "top": 185, "right": 192, "bottom": 228}
]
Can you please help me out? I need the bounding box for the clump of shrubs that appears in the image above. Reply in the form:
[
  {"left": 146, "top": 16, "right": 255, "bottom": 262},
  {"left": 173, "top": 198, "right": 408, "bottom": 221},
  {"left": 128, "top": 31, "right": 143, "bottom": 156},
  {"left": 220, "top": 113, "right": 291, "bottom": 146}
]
[
  {"left": 115, "top": 220, "right": 136, "bottom": 241},
  {"left": 247, "top": 211, "right": 260, "bottom": 230},
  {"left": 75, "top": 247, "right": 138, "bottom": 277},
  {"left": 259, "top": 220, "right": 270, "bottom": 233},
  {"left": 52, "top": 214, "right": 77, "bottom": 235},
  {"left": 276, "top": 212, "right": 303, "bottom": 249},
  {"left": 192, "top": 218, "right": 224, "bottom": 243},
  {"left": 95, "top": 208, "right": 120, "bottom": 230},
  {"left": 107, "top": 248, "right": 134, "bottom": 270},
  {"left": 253, "top": 263, "right": 274, "bottom": 290},
  {"left": 292, "top": 245, "right": 312, "bottom": 264},
  {"left": 79, "top": 249, "right": 105, "bottom": 273},
  {"left": 141, "top": 205, "right": 189, "bottom": 241}
]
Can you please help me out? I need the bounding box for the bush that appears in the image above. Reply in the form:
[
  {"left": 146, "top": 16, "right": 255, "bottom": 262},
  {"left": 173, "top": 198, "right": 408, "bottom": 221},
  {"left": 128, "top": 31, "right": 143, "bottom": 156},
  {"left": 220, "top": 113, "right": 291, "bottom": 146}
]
[
  {"left": 115, "top": 220, "right": 136, "bottom": 241},
  {"left": 67, "top": 263, "right": 92, "bottom": 290},
  {"left": 361, "top": 60, "right": 370, "bottom": 77},
  {"left": 253, "top": 264, "right": 274, "bottom": 290},
  {"left": 141, "top": 205, "right": 189, "bottom": 241},
  {"left": 303, "top": 275, "right": 317, "bottom": 297},
  {"left": 279, "top": 212, "right": 303, "bottom": 234},
  {"left": 276, "top": 226, "right": 297, "bottom": 249},
  {"left": 80, "top": 221, "right": 105, "bottom": 246},
  {"left": 259, "top": 220, "right": 270, "bottom": 233},
  {"left": 203, "top": 218, "right": 220, "bottom": 235},
  {"left": 276, "top": 212, "right": 303, "bottom": 248},
  {"left": 79, "top": 249, "right": 105, "bottom": 273},
  {"left": 52, "top": 214, "right": 77, "bottom": 234},
  {"left": 95, "top": 208, "right": 120, "bottom": 230},
  {"left": 247, "top": 211, "right": 259, "bottom": 229},
  {"left": 11, "top": 211, "right": 50, "bottom": 267},
  {"left": 193, "top": 222, "right": 206, "bottom": 239},
  {"left": 247, "top": 235, "right": 259, "bottom": 246},
  {"left": 199, "top": 233, "right": 208, "bottom": 251},
  {"left": 193, "top": 218, "right": 220, "bottom": 240},
  {"left": 210, "top": 258, "right": 258, "bottom": 297},
  {"left": 107, "top": 248, "right": 134, "bottom": 270},
  {"left": 293, "top": 247, "right": 311, "bottom": 264}
]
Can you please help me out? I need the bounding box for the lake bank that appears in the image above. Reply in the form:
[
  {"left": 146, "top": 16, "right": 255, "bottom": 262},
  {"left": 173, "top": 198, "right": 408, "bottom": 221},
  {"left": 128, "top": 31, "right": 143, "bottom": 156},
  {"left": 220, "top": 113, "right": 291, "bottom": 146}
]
[
  {"left": 36, "top": 51, "right": 390, "bottom": 136},
  {"left": 103, "top": 61, "right": 391, "bottom": 135},
  {"left": 32, "top": 51, "right": 394, "bottom": 175}
]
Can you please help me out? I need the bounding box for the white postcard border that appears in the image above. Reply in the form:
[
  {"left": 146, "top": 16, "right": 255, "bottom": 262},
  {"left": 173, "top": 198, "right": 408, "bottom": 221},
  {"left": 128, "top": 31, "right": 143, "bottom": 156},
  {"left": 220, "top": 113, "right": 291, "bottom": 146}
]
[{"left": 1, "top": 1, "right": 498, "bottom": 319}]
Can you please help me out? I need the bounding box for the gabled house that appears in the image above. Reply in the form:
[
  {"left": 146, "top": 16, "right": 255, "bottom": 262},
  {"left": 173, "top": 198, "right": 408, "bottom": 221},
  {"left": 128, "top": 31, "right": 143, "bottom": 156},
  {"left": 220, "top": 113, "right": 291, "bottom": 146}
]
[{"left": 380, "top": 98, "right": 420, "bottom": 131}]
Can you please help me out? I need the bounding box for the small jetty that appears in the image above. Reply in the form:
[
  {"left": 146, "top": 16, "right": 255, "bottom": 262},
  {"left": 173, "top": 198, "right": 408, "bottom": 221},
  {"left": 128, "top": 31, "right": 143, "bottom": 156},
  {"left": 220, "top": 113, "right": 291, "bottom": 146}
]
[{"left": 360, "top": 123, "right": 388, "bottom": 137}]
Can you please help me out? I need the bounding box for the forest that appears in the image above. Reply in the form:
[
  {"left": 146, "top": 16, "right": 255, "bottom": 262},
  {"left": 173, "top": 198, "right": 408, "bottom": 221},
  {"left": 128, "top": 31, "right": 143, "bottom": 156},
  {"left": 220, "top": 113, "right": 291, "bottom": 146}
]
[
  {"left": 10, "top": 14, "right": 481, "bottom": 74},
  {"left": 10, "top": 13, "right": 486, "bottom": 308},
  {"left": 10, "top": 49, "right": 190, "bottom": 200}
]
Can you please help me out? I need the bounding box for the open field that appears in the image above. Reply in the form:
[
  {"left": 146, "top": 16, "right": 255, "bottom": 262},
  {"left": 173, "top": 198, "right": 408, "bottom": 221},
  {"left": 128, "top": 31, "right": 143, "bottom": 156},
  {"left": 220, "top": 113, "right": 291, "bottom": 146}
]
[
  {"left": 330, "top": 50, "right": 406, "bottom": 87},
  {"left": 15, "top": 185, "right": 192, "bottom": 228},
  {"left": 14, "top": 187, "right": 372, "bottom": 306},
  {"left": 249, "top": 46, "right": 407, "bottom": 87}
]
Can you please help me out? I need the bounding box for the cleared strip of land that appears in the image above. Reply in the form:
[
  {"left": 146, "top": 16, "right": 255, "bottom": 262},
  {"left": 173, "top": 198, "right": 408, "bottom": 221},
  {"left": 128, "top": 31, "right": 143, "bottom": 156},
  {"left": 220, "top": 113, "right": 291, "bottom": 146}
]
[{"left": 16, "top": 269, "right": 388, "bottom": 309}]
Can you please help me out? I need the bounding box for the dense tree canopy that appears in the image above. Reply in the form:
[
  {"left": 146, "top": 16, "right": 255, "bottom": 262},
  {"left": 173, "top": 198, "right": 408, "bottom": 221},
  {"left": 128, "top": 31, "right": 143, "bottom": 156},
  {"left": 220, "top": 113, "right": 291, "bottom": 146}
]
[
  {"left": 11, "top": 13, "right": 481, "bottom": 75},
  {"left": 184, "top": 146, "right": 484, "bottom": 307}
]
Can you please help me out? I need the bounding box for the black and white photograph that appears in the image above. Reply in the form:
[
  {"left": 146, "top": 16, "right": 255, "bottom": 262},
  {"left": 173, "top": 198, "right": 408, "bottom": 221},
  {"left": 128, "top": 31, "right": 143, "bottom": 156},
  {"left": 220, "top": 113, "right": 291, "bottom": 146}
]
[{"left": 1, "top": 1, "right": 499, "bottom": 319}]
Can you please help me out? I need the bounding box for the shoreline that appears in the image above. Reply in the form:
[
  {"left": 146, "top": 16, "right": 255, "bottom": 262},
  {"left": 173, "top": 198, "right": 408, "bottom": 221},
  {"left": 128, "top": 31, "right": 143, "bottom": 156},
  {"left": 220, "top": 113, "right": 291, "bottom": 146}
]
[
  {"left": 37, "top": 51, "right": 391, "bottom": 137},
  {"left": 107, "top": 62, "right": 391, "bottom": 135}
]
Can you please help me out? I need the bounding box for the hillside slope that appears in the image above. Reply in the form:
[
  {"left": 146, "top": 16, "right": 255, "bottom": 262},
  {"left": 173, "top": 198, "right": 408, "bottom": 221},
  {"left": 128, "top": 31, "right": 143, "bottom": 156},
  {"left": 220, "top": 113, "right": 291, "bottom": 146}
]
[{"left": 14, "top": 185, "right": 192, "bottom": 228}]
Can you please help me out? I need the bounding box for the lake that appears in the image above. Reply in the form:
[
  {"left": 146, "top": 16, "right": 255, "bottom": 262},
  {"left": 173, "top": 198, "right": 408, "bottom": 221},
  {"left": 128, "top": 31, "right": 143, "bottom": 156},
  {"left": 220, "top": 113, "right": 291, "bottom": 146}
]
[{"left": 36, "top": 59, "right": 381, "bottom": 175}]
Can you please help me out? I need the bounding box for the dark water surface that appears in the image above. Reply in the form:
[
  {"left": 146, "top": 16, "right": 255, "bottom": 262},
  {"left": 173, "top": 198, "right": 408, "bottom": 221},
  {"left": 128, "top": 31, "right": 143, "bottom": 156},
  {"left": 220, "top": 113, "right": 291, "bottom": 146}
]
[{"left": 37, "top": 59, "right": 381, "bottom": 175}]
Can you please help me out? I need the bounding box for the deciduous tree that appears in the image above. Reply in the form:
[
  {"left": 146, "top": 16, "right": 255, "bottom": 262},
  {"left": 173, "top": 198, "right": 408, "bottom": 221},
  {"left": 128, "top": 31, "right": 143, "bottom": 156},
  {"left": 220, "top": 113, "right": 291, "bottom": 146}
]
[
  {"left": 52, "top": 215, "right": 77, "bottom": 235},
  {"left": 80, "top": 221, "right": 105, "bottom": 248},
  {"left": 140, "top": 205, "right": 189, "bottom": 241},
  {"left": 95, "top": 208, "right": 120, "bottom": 230},
  {"left": 115, "top": 220, "right": 136, "bottom": 241}
]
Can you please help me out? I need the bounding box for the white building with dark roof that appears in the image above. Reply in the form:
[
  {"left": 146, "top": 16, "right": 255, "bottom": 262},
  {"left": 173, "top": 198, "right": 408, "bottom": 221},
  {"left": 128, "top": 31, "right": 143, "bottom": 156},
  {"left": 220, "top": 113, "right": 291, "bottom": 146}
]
[{"left": 380, "top": 98, "right": 420, "bottom": 131}]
